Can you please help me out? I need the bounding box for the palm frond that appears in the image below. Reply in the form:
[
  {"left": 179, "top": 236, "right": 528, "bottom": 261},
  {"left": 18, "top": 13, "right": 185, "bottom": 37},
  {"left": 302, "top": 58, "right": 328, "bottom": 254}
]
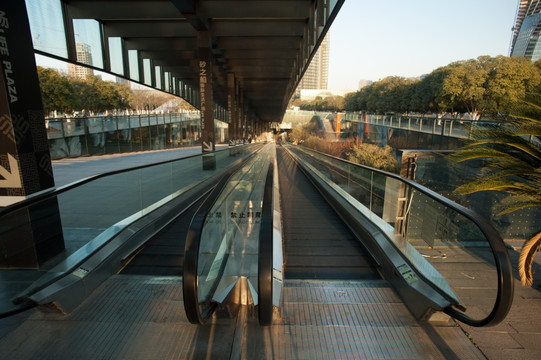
[
  {"left": 518, "top": 230, "right": 541, "bottom": 286},
  {"left": 497, "top": 195, "right": 541, "bottom": 215},
  {"left": 466, "top": 137, "right": 541, "bottom": 162}
]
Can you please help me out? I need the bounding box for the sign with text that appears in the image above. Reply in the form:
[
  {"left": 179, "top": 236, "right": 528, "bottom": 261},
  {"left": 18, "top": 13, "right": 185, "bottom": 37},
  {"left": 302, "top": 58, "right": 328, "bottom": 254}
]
[
  {"left": 0, "top": 3, "right": 54, "bottom": 197},
  {"left": 198, "top": 41, "right": 215, "bottom": 154}
]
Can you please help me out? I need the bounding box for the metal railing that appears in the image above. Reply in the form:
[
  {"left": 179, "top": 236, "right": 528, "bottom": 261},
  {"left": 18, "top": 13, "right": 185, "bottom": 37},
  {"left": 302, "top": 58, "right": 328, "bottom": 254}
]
[
  {"left": 46, "top": 112, "right": 229, "bottom": 159},
  {"left": 285, "top": 143, "right": 514, "bottom": 327}
]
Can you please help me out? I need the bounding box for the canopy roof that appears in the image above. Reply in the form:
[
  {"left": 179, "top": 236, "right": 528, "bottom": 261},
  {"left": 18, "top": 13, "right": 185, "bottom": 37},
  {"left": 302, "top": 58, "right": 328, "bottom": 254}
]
[{"left": 46, "top": 0, "right": 344, "bottom": 125}]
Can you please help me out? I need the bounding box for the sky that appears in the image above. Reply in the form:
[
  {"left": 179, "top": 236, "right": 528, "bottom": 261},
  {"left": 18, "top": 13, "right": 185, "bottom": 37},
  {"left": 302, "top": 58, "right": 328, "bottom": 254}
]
[{"left": 327, "top": 0, "right": 520, "bottom": 90}]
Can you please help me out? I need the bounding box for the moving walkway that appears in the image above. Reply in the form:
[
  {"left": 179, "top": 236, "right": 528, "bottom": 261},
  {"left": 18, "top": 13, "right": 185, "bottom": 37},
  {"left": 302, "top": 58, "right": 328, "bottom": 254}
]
[{"left": 0, "top": 141, "right": 515, "bottom": 357}]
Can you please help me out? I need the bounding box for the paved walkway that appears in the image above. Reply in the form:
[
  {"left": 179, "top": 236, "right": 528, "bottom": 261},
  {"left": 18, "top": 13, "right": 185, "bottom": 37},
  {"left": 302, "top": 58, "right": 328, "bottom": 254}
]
[
  {"left": 0, "top": 276, "right": 484, "bottom": 359},
  {"left": 52, "top": 145, "right": 228, "bottom": 187},
  {"left": 461, "top": 241, "right": 541, "bottom": 360}
]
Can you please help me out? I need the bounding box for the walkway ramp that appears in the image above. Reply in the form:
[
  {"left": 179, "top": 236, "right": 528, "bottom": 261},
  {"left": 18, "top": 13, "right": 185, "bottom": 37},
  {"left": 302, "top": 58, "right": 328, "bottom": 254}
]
[{"left": 0, "top": 274, "right": 484, "bottom": 359}]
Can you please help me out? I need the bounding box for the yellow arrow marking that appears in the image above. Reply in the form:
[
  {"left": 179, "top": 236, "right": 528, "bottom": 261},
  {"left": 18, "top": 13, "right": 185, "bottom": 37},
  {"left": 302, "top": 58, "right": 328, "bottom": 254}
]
[{"left": 0, "top": 153, "right": 22, "bottom": 188}]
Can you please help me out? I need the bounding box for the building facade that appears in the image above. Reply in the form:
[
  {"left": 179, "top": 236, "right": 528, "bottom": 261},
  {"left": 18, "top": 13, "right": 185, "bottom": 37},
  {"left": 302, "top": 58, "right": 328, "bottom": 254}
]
[
  {"left": 294, "top": 33, "right": 329, "bottom": 97},
  {"left": 510, "top": 0, "right": 541, "bottom": 61},
  {"left": 68, "top": 43, "right": 94, "bottom": 79}
]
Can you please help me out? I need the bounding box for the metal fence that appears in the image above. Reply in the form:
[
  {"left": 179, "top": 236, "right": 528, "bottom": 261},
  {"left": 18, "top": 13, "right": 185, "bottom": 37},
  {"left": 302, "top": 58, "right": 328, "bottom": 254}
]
[{"left": 46, "top": 112, "right": 228, "bottom": 159}]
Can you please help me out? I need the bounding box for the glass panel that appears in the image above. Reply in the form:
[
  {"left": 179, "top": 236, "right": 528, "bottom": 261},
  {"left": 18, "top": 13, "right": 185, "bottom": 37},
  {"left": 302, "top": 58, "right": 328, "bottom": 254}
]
[
  {"left": 329, "top": 0, "right": 339, "bottom": 13},
  {"left": 128, "top": 50, "right": 139, "bottom": 81},
  {"left": 0, "top": 144, "right": 262, "bottom": 311},
  {"left": 46, "top": 119, "right": 64, "bottom": 139},
  {"left": 164, "top": 72, "right": 171, "bottom": 92},
  {"left": 197, "top": 144, "right": 272, "bottom": 318},
  {"left": 25, "top": 0, "right": 67, "bottom": 58},
  {"left": 63, "top": 118, "right": 86, "bottom": 137},
  {"left": 451, "top": 120, "right": 472, "bottom": 138},
  {"left": 404, "top": 189, "right": 498, "bottom": 320},
  {"left": 72, "top": 19, "right": 103, "bottom": 68},
  {"left": 103, "top": 116, "right": 117, "bottom": 132},
  {"left": 129, "top": 116, "right": 140, "bottom": 128},
  {"left": 143, "top": 59, "right": 152, "bottom": 86},
  {"left": 117, "top": 115, "right": 130, "bottom": 130},
  {"left": 155, "top": 66, "right": 162, "bottom": 89},
  {"left": 86, "top": 117, "right": 103, "bottom": 134},
  {"left": 108, "top": 37, "right": 123, "bottom": 75}
]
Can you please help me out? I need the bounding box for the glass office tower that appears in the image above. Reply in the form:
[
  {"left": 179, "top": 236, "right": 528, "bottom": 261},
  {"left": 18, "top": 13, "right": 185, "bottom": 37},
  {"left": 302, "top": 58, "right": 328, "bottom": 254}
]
[{"left": 510, "top": 0, "right": 541, "bottom": 61}]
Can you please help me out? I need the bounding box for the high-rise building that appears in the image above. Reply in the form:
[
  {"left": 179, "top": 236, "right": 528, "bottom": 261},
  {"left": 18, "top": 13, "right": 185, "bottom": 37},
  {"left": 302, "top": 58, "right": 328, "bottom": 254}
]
[
  {"left": 294, "top": 33, "right": 329, "bottom": 97},
  {"left": 510, "top": 0, "right": 541, "bottom": 61},
  {"left": 68, "top": 43, "right": 94, "bottom": 79}
]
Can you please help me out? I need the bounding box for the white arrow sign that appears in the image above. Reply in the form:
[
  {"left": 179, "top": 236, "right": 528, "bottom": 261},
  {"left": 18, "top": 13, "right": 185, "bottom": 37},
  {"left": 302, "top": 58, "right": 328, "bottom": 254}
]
[
  {"left": 203, "top": 141, "right": 213, "bottom": 152},
  {"left": 0, "top": 153, "right": 22, "bottom": 188}
]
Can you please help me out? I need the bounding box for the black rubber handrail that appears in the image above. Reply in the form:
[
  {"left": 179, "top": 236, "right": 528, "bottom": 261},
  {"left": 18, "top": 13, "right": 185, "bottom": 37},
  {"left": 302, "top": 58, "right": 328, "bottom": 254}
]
[
  {"left": 258, "top": 160, "right": 274, "bottom": 326},
  {"left": 288, "top": 144, "right": 514, "bottom": 327},
  {"left": 183, "top": 171, "right": 235, "bottom": 324}
]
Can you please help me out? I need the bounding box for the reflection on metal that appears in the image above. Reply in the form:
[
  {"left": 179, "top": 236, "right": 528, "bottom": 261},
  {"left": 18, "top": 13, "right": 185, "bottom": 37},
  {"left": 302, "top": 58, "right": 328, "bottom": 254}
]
[{"left": 271, "top": 146, "right": 283, "bottom": 308}]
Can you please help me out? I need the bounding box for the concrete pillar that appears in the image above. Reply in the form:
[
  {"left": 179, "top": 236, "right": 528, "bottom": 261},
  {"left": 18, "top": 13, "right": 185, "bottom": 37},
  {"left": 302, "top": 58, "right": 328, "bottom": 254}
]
[
  {"left": 0, "top": 1, "right": 64, "bottom": 268},
  {"left": 198, "top": 31, "right": 215, "bottom": 169}
]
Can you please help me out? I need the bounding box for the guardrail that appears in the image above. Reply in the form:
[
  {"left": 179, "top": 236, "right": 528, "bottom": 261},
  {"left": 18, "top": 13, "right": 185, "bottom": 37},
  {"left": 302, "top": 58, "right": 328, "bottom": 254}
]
[
  {"left": 343, "top": 113, "right": 500, "bottom": 139},
  {"left": 285, "top": 143, "right": 513, "bottom": 327},
  {"left": 46, "top": 112, "right": 229, "bottom": 158}
]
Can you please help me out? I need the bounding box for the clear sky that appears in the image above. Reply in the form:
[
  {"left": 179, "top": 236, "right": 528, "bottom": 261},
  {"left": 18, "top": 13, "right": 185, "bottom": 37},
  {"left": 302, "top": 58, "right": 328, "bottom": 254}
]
[{"left": 327, "top": 0, "right": 519, "bottom": 90}]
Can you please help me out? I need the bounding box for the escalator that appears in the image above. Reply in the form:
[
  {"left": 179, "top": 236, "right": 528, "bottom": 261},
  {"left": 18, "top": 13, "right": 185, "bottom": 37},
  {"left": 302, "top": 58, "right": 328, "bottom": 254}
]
[
  {"left": 280, "top": 143, "right": 514, "bottom": 327},
  {"left": 0, "top": 142, "right": 518, "bottom": 358},
  {"left": 0, "top": 144, "right": 264, "bottom": 318},
  {"left": 180, "top": 143, "right": 514, "bottom": 328},
  {"left": 276, "top": 146, "right": 379, "bottom": 280},
  {"left": 120, "top": 196, "right": 202, "bottom": 276}
]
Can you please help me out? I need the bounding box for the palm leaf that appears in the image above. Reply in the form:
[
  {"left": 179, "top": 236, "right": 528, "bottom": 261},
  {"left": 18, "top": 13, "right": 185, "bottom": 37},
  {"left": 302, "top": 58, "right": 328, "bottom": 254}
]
[{"left": 518, "top": 230, "right": 541, "bottom": 286}]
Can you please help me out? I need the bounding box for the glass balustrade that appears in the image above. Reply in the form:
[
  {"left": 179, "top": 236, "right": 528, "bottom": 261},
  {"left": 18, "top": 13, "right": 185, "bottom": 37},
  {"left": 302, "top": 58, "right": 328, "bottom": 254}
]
[
  {"left": 45, "top": 114, "right": 223, "bottom": 159},
  {"left": 193, "top": 144, "right": 273, "bottom": 320},
  {"left": 0, "top": 144, "right": 261, "bottom": 312},
  {"left": 286, "top": 144, "right": 512, "bottom": 325}
]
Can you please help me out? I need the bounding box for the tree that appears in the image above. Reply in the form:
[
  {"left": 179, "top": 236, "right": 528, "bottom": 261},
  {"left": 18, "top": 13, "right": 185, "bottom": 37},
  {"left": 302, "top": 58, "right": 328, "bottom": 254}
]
[
  {"left": 346, "top": 142, "right": 399, "bottom": 173},
  {"left": 411, "top": 66, "right": 449, "bottom": 113},
  {"left": 451, "top": 100, "right": 541, "bottom": 286},
  {"left": 440, "top": 59, "right": 487, "bottom": 115},
  {"left": 71, "top": 76, "right": 106, "bottom": 114},
  {"left": 37, "top": 66, "right": 76, "bottom": 115},
  {"left": 484, "top": 56, "right": 541, "bottom": 115},
  {"left": 439, "top": 56, "right": 541, "bottom": 117},
  {"left": 71, "top": 75, "right": 135, "bottom": 114},
  {"left": 343, "top": 92, "right": 360, "bottom": 111}
]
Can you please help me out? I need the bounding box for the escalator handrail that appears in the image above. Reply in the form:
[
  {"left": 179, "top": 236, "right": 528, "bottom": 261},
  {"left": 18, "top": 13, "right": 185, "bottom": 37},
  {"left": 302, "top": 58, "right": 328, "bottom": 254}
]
[
  {"left": 258, "top": 160, "right": 275, "bottom": 326},
  {"left": 288, "top": 144, "right": 513, "bottom": 327},
  {"left": 183, "top": 147, "right": 264, "bottom": 324}
]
